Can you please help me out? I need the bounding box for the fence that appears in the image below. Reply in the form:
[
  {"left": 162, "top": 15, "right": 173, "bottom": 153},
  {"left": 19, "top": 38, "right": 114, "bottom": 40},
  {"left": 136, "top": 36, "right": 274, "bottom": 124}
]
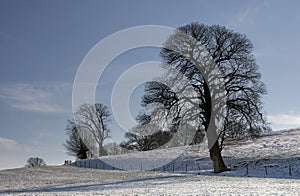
[{"left": 72, "top": 157, "right": 300, "bottom": 178}]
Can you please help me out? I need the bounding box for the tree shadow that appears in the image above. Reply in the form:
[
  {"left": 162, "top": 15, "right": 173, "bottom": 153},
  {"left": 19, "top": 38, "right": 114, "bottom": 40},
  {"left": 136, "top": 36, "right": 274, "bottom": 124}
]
[{"left": 0, "top": 175, "right": 185, "bottom": 194}]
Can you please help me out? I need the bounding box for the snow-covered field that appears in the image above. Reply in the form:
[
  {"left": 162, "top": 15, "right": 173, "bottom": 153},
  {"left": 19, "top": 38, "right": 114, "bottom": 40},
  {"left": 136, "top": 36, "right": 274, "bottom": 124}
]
[
  {"left": 1, "top": 166, "right": 300, "bottom": 195},
  {"left": 0, "top": 129, "right": 300, "bottom": 195}
]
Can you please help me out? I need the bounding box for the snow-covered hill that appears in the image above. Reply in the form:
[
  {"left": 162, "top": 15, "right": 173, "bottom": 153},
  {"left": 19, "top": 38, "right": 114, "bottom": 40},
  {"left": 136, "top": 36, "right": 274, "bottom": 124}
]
[
  {"left": 0, "top": 129, "right": 299, "bottom": 195},
  {"left": 74, "top": 128, "right": 300, "bottom": 178},
  {"left": 1, "top": 166, "right": 300, "bottom": 195}
]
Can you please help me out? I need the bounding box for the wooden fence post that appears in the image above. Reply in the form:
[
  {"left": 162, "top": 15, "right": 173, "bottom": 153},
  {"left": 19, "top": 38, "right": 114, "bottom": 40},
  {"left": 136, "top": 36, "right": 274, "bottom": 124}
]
[{"left": 264, "top": 166, "right": 268, "bottom": 176}]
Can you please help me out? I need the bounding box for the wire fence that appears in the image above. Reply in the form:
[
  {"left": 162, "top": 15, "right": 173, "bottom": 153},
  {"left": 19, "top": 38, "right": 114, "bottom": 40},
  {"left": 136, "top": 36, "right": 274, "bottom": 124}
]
[{"left": 69, "top": 157, "right": 300, "bottom": 178}]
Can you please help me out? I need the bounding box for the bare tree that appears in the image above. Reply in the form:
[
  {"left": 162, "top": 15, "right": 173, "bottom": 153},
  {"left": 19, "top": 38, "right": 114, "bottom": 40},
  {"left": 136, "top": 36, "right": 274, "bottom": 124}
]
[
  {"left": 142, "top": 23, "right": 270, "bottom": 173},
  {"left": 26, "top": 157, "right": 46, "bottom": 167},
  {"left": 121, "top": 122, "right": 174, "bottom": 151},
  {"left": 141, "top": 81, "right": 204, "bottom": 146},
  {"left": 74, "top": 103, "right": 111, "bottom": 157},
  {"left": 64, "top": 119, "right": 92, "bottom": 159},
  {"left": 104, "top": 142, "right": 128, "bottom": 155}
]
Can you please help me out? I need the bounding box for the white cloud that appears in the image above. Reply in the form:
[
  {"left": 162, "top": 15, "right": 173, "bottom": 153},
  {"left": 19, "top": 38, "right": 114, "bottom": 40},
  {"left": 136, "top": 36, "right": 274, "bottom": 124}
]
[
  {"left": 234, "top": 7, "right": 256, "bottom": 27},
  {"left": 228, "top": 2, "right": 268, "bottom": 29},
  {"left": 0, "top": 136, "right": 41, "bottom": 169},
  {"left": 267, "top": 114, "right": 300, "bottom": 127},
  {"left": 0, "top": 83, "right": 70, "bottom": 113},
  {"left": 0, "top": 137, "right": 18, "bottom": 150}
]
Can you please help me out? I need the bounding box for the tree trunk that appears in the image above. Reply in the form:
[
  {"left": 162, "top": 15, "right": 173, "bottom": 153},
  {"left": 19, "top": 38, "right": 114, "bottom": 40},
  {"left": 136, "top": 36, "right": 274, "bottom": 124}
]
[
  {"left": 209, "top": 140, "right": 228, "bottom": 173},
  {"left": 98, "top": 143, "right": 107, "bottom": 156},
  {"left": 203, "top": 80, "right": 228, "bottom": 173}
]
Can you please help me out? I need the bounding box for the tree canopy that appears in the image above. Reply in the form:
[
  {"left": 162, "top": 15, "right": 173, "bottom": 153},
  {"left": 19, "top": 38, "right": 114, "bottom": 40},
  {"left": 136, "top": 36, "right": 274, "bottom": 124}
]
[{"left": 141, "top": 22, "right": 269, "bottom": 172}]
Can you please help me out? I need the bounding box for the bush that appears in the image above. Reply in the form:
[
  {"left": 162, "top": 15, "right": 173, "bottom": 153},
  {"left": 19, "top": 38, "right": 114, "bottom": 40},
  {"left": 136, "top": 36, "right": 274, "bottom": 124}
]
[{"left": 26, "top": 157, "right": 46, "bottom": 167}]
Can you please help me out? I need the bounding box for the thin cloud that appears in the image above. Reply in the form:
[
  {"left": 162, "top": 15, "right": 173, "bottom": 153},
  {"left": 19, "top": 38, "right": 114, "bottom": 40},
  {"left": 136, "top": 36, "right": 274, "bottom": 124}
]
[
  {"left": 228, "top": 3, "right": 268, "bottom": 29},
  {"left": 234, "top": 7, "right": 256, "bottom": 28},
  {"left": 0, "top": 83, "right": 70, "bottom": 113},
  {"left": 0, "top": 137, "right": 18, "bottom": 150},
  {"left": 0, "top": 136, "right": 41, "bottom": 169}
]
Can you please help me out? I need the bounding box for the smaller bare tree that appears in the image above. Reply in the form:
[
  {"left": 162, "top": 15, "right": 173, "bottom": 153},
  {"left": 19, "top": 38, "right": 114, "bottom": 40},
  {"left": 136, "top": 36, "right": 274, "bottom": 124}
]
[
  {"left": 64, "top": 119, "right": 92, "bottom": 159},
  {"left": 104, "top": 142, "right": 128, "bottom": 155},
  {"left": 122, "top": 122, "right": 175, "bottom": 151},
  {"left": 75, "top": 103, "right": 111, "bottom": 157},
  {"left": 26, "top": 157, "right": 46, "bottom": 167}
]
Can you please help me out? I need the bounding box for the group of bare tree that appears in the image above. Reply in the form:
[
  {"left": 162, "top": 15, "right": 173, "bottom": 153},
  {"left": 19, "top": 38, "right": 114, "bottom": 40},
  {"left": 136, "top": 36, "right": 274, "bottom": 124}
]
[
  {"left": 64, "top": 103, "right": 111, "bottom": 159},
  {"left": 66, "top": 22, "right": 270, "bottom": 173}
]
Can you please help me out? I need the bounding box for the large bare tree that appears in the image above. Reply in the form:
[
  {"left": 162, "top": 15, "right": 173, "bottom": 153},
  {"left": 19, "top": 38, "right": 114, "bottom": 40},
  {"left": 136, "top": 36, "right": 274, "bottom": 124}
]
[{"left": 142, "top": 23, "right": 270, "bottom": 173}]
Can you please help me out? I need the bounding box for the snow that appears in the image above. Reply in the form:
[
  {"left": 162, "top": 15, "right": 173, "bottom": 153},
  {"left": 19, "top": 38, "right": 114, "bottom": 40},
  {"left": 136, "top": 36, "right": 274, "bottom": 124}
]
[
  {"left": 74, "top": 128, "right": 300, "bottom": 178},
  {"left": 0, "top": 128, "right": 299, "bottom": 195},
  {"left": 0, "top": 166, "right": 299, "bottom": 195}
]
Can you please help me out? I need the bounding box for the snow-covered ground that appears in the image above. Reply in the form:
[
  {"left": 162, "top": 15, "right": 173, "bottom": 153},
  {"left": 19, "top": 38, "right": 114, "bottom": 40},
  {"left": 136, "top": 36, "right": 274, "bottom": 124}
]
[
  {"left": 74, "top": 128, "right": 300, "bottom": 178},
  {"left": 0, "top": 129, "right": 299, "bottom": 195},
  {"left": 0, "top": 166, "right": 300, "bottom": 195}
]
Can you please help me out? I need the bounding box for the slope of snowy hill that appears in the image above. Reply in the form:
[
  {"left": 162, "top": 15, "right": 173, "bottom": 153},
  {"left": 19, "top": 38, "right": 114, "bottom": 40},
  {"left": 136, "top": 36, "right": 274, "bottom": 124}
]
[
  {"left": 74, "top": 128, "right": 300, "bottom": 178},
  {"left": 0, "top": 166, "right": 299, "bottom": 195}
]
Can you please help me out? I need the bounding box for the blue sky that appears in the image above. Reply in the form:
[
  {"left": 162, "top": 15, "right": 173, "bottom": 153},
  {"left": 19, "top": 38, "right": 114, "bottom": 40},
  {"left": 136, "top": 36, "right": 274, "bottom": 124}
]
[{"left": 0, "top": 0, "right": 300, "bottom": 169}]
